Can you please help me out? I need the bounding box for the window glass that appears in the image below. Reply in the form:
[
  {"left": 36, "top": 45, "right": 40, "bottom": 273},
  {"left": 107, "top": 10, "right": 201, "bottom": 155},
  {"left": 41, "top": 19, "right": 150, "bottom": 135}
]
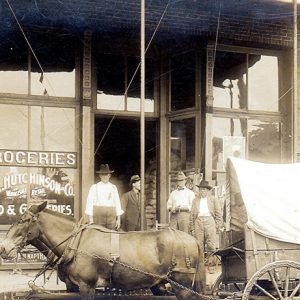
[
  {"left": 127, "top": 57, "right": 154, "bottom": 112},
  {"left": 0, "top": 104, "right": 77, "bottom": 226},
  {"left": 0, "top": 104, "right": 28, "bottom": 149},
  {"left": 171, "top": 52, "right": 195, "bottom": 110},
  {"left": 248, "top": 120, "right": 281, "bottom": 163},
  {"left": 213, "top": 51, "right": 247, "bottom": 109},
  {"left": 30, "top": 34, "right": 75, "bottom": 97},
  {"left": 0, "top": 39, "right": 28, "bottom": 94},
  {"left": 212, "top": 117, "right": 246, "bottom": 171},
  {"left": 0, "top": 71, "right": 28, "bottom": 94},
  {"left": 97, "top": 55, "right": 154, "bottom": 112},
  {"left": 170, "top": 118, "right": 195, "bottom": 172},
  {"left": 248, "top": 55, "right": 278, "bottom": 112},
  {"left": 97, "top": 54, "right": 125, "bottom": 110},
  {"left": 31, "top": 70, "right": 75, "bottom": 97},
  {"left": 30, "top": 106, "right": 76, "bottom": 151}
]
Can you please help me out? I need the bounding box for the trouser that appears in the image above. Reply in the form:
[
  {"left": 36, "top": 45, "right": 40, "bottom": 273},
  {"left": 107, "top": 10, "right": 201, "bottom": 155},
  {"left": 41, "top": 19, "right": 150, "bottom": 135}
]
[
  {"left": 93, "top": 206, "right": 116, "bottom": 230},
  {"left": 194, "top": 216, "right": 217, "bottom": 255},
  {"left": 169, "top": 211, "right": 190, "bottom": 233}
]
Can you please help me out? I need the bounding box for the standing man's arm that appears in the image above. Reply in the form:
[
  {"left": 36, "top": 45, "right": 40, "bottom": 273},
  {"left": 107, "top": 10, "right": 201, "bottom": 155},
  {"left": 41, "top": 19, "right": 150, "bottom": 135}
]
[
  {"left": 120, "top": 193, "right": 129, "bottom": 228},
  {"left": 213, "top": 196, "right": 223, "bottom": 231},
  {"left": 189, "top": 199, "right": 196, "bottom": 235},
  {"left": 167, "top": 193, "right": 176, "bottom": 213},
  {"left": 113, "top": 186, "right": 124, "bottom": 230},
  {"left": 188, "top": 190, "right": 195, "bottom": 211},
  {"left": 85, "top": 185, "right": 96, "bottom": 224}
]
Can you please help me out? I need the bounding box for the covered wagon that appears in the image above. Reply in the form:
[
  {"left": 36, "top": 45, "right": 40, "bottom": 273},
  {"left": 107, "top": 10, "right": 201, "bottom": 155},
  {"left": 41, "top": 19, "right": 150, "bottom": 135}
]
[{"left": 214, "top": 157, "right": 300, "bottom": 299}]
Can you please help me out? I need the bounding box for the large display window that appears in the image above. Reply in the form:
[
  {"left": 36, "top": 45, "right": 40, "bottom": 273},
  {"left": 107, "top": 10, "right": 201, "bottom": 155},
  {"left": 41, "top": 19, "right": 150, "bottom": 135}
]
[
  {"left": 0, "top": 34, "right": 76, "bottom": 97},
  {"left": 206, "top": 45, "right": 287, "bottom": 202},
  {"left": 170, "top": 51, "right": 195, "bottom": 111},
  {"left": 0, "top": 104, "right": 77, "bottom": 226},
  {"left": 96, "top": 54, "right": 155, "bottom": 113}
]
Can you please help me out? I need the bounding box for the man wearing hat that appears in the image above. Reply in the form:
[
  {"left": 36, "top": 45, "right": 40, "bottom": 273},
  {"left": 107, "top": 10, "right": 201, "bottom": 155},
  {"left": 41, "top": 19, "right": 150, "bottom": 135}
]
[
  {"left": 189, "top": 180, "right": 223, "bottom": 256},
  {"left": 120, "top": 175, "right": 146, "bottom": 231},
  {"left": 166, "top": 171, "right": 195, "bottom": 233},
  {"left": 85, "top": 164, "right": 123, "bottom": 230}
]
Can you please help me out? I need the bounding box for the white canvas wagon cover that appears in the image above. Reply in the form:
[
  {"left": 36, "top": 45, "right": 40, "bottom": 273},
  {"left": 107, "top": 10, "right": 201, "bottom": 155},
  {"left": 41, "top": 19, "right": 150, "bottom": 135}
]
[{"left": 226, "top": 157, "right": 300, "bottom": 244}]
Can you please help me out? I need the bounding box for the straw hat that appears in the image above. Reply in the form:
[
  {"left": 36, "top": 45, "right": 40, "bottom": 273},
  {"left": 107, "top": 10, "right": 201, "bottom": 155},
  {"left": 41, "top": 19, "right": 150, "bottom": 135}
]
[{"left": 176, "top": 171, "right": 187, "bottom": 181}]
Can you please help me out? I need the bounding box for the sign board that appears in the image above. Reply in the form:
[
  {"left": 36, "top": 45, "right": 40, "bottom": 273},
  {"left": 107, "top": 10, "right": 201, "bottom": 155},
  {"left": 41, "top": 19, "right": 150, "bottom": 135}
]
[
  {"left": 0, "top": 167, "right": 75, "bottom": 225},
  {"left": 1, "top": 246, "right": 47, "bottom": 266},
  {"left": 0, "top": 149, "right": 77, "bottom": 168}
]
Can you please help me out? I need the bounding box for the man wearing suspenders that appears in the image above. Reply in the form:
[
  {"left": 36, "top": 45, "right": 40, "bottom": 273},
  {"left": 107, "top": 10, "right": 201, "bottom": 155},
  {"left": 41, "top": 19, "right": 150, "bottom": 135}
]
[{"left": 85, "top": 164, "right": 123, "bottom": 230}]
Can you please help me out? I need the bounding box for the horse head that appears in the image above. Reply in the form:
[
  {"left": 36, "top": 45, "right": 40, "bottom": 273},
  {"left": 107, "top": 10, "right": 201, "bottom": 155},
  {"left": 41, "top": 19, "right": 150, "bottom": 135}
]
[{"left": 0, "top": 202, "right": 47, "bottom": 259}]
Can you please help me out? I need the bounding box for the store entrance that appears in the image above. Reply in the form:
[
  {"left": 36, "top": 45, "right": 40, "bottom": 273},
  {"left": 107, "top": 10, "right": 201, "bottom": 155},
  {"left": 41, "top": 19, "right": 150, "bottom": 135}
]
[{"left": 94, "top": 118, "right": 157, "bottom": 196}]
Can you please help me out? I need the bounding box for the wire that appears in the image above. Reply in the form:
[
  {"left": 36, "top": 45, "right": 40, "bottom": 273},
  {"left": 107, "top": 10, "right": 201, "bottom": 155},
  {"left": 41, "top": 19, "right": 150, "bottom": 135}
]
[
  {"left": 94, "top": 0, "right": 172, "bottom": 157},
  {"left": 212, "top": 1, "right": 222, "bottom": 75},
  {"left": 5, "top": 0, "right": 83, "bottom": 147}
]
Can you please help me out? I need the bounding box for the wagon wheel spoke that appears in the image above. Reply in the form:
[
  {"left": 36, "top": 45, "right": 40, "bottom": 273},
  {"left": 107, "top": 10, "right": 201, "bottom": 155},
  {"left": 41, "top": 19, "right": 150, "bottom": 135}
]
[
  {"left": 268, "top": 271, "right": 284, "bottom": 300},
  {"left": 284, "top": 267, "right": 290, "bottom": 298},
  {"left": 234, "top": 282, "right": 241, "bottom": 292},
  {"left": 290, "top": 282, "right": 300, "bottom": 298},
  {"left": 254, "top": 283, "right": 278, "bottom": 300}
]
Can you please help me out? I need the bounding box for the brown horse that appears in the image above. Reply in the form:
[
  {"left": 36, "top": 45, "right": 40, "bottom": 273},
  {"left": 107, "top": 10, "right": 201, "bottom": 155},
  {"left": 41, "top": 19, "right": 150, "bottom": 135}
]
[{"left": 0, "top": 202, "right": 206, "bottom": 300}]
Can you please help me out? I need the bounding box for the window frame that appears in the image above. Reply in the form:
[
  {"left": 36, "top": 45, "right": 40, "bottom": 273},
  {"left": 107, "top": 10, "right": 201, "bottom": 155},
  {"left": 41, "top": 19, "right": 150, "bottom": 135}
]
[{"left": 205, "top": 43, "right": 288, "bottom": 182}]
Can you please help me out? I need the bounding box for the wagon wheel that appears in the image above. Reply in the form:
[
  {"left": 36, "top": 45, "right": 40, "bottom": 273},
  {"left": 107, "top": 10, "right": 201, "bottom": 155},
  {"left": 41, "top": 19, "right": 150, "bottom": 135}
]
[
  {"left": 242, "top": 260, "right": 300, "bottom": 300},
  {"left": 211, "top": 273, "right": 244, "bottom": 297},
  {"left": 211, "top": 273, "right": 224, "bottom": 296}
]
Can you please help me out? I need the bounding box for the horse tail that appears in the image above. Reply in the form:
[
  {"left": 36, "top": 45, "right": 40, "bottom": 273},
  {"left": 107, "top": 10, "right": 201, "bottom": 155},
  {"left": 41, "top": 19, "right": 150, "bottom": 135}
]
[{"left": 194, "top": 239, "right": 206, "bottom": 296}]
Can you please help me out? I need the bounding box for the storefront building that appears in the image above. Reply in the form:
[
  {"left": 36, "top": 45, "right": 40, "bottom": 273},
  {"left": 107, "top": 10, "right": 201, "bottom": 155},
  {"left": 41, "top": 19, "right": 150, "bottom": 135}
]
[{"left": 0, "top": 0, "right": 297, "bottom": 266}]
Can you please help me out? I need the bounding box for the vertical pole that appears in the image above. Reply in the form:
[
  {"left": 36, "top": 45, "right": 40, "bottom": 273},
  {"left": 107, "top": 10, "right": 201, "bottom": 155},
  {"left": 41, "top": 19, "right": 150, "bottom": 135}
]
[
  {"left": 293, "top": 0, "right": 298, "bottom": 162},
  {"left": 140, "top": 0, "right": 145, "bottom": 230}
]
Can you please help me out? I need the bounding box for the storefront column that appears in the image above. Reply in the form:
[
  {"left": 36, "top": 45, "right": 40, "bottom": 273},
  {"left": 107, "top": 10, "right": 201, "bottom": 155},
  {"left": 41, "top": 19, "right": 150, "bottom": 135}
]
[
  {"left": 81, "top": 30, "right": 94, "bottom": 216},
  {"left": 295, "top": 25, "right": 300, "bottom": 162},
  {"left": 158, "top": 55, "right": 169, "bottom": 223},
  {"left": 205, "top": 44, "right": 214, "bottom": 182}
]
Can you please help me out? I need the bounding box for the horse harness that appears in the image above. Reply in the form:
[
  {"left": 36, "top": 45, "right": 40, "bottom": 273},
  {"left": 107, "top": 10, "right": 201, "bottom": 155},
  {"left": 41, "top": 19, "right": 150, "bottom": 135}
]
[
  {"left": 22, "top": 210, "right": 198, "bottom": 290},
  {"left": 57, "top": 223, "right": 198, "bottom": 279},
  {"left": 168, "top": 228, "right": 198, "bottom": 275}
]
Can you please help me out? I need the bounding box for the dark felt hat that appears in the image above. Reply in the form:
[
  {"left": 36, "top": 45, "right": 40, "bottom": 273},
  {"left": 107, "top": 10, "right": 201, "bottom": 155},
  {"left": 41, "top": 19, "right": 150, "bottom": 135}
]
[
  {"left": 196, "top": 180, "right": 212, "bottom": 190},
  {"left": 96, "top": 164, "right": 114, "bottom": 174},
  {"left": 130, "top": 175, "right": 140, "bottom": 185}
]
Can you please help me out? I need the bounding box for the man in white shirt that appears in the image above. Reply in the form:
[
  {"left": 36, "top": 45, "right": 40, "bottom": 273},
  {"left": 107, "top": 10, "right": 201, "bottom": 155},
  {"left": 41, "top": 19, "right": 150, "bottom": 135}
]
[
  {"left": 85, "top": 164, "right": 123, "bottom": 230},
  {"left": 189, "top": 180, "right": 223, "bottom": 255},
  {"left": 167, "top": 171, "right": 195, "bottom": 233}
]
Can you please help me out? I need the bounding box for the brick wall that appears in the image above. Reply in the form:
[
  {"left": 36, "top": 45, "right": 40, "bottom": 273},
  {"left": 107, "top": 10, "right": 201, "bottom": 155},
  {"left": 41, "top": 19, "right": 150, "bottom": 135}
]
[{"left": 1, "top": 0, "right": 294, "bottom": 48}]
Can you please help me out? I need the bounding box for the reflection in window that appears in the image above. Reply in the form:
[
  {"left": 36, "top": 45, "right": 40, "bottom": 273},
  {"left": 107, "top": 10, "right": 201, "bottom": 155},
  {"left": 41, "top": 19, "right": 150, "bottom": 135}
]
[
  {"left": 248, "top": 55, "right": 278, "bottom": 112},
  {"left": 30, "top": 106, "right": 76, "bottom": 152},
  {"left": 0, "top": 104, "right": 28, "bottom": 149},
  {"left": 213, "top": 52, "right": 247, "bottom": 109},
  {"left": 97, "top": 55, "right": 154, "bottom": 112},
  {"left": 0, "top": 71, "right": 28, "bottom": 94},
  {"left": 248, "top": 120, "right": 281, "bottom": 163},
  {"left": 212, "top": 117, "right": 246, "bottom": 170},
  {"left": 170, "top": 118, "right": 195, "bottom": 171},
  {"left": 30, "top": 34, "right": 76, "bottom": 98},
  {"left": 97, "top": 93, "right": 125, "bottom": 111},
  {"left": 171, "top": 52, "right": 195, "bottom": 110},
  {"left": 31, "top": 70, "right": 75, "bottom": 97},
  {"left": 97, "top": 54, "right": 125, "bottom": 110},
  {"left": 0, "top": 39, "right": 28, "bottom": 94}
]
